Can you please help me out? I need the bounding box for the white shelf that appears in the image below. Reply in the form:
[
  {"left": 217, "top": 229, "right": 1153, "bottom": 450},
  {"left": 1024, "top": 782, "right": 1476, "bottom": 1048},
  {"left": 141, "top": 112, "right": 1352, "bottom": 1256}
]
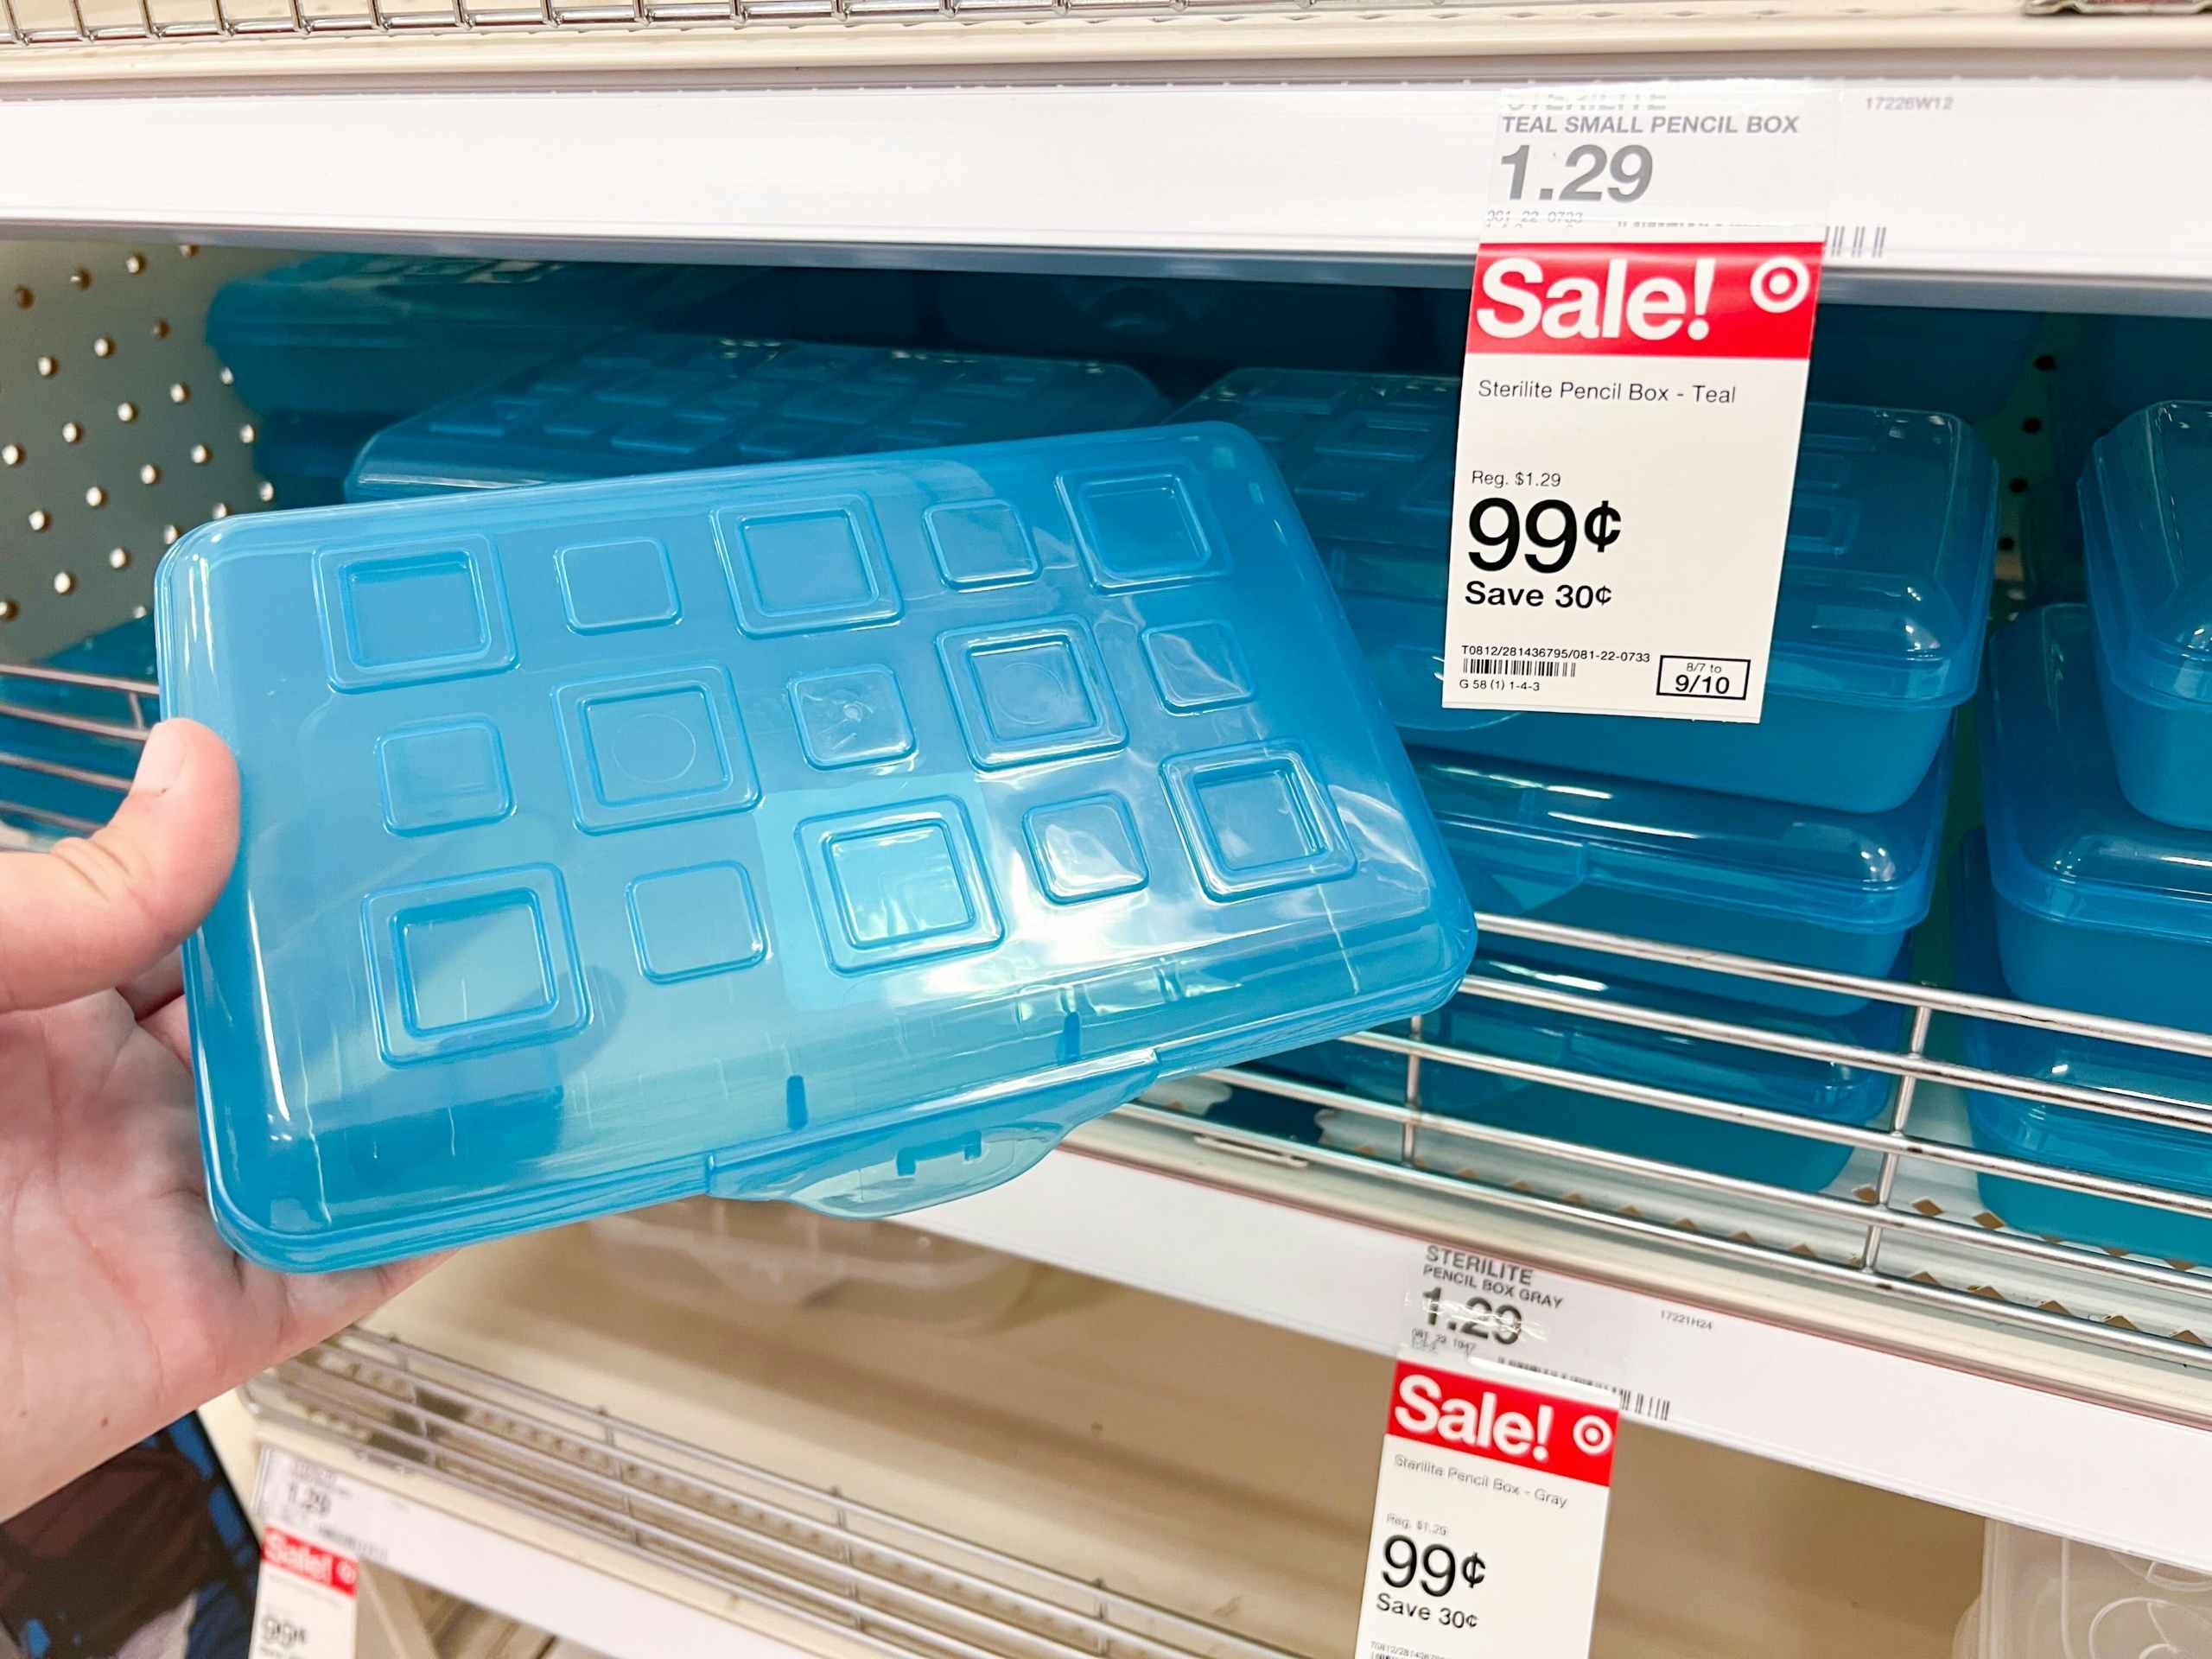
[
  {"left": 208, "top": 1219, "right": 1982, "bottom": 1659},
  {"left": 902, "top": 1114, "right": 2212, "bottom": 1575},
  {"left": 1, "top": 67, "right": 2211, "bottom": 308}
]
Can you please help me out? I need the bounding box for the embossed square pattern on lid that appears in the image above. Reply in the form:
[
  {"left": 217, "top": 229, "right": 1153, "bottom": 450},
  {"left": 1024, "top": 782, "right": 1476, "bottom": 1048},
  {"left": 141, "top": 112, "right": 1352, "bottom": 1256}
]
[{"left": 158, "top": 423, "right": 1472, "bottom": 1272}]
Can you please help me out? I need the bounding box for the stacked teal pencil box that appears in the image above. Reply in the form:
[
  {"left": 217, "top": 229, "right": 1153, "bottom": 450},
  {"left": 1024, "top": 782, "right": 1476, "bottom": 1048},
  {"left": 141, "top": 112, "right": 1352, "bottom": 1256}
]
[
  {"left": 1263, "top": 743, "right": 1937, "bottom": 1191},
  {"left": 1956, "top": 830, "right": 2212, "bottom": 1266},
  {"left": 1270, "top": 953, "right": 1906, "bottom": 1192},
  {"left": 344, "top": 334, "right": 1167, "bottom": 501},
  {"left": 931, "top": 272, "right": 1404, "bottom": 396},
  {"left": 1971, "top": 615, "right": 2212, "bottom": 1263},
  {"left": 209, "top": 258, "right": 926, "bottom": 504},
  {"left": 1961, "top": 405, "right": 2212, "bottom": 1258},
  {"left": 2079, "top": 403, "right": 2212, "bottom": 830},
  {"left": 0, "top": 615, "right": 156, "bottom": 838},
  {"left": 1187, "top": 371, "right": 1992, "bottom": 1192},
  {"left": 156, "top": 424, "right": 1475, "bottom": 1272},
  {"left": 1177, "top": 372, "right": 1999, "bottom": 814}
]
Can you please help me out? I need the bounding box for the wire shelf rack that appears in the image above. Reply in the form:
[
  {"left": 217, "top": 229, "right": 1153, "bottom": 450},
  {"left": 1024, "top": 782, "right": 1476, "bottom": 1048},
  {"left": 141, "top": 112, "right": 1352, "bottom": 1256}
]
[
  {"left": 243, "top": 1327, "right": 1295, "bottom": 1659},
  {"left": 12, "top": 648, "right": 2212, "bottom": 1374},
  {"left": 1166, "top": 912, "right": 2212, "bottom": 1373},
  {"left": 0, "top": 655, "right": 144, "bottom": 836}
]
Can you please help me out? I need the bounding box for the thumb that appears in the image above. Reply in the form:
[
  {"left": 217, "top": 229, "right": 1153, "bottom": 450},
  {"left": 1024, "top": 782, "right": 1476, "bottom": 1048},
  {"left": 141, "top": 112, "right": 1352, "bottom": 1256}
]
[{"left": 0, "top": 718, "right": 239, "bottom": 1014}]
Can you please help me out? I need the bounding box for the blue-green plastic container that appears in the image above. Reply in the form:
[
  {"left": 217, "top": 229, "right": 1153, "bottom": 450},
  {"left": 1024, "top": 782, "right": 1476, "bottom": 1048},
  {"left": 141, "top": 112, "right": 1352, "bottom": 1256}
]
[
  {"left": 1413, "top": 740, "right": 1945, "bottom": 1016},
  {"left": 1178, "top": 371, "right": 1996, "bottom": 813},
  {"left": 1266, "top": 951, "right": 1904, "bottom": 1191},
  {"left": 345, "top": 335, "right": 1166, "bottom": 502},
  {"left": 157, "top": 423, "right": 1474, "bottom": 1272},
  {"left": 2079, "top": 402, "right": 2212, "bottom": 830},
  {"left": 210, "top": 255, "right": 742, "bottom": 422},
  {"left": 1957, "top": 837, "right": 2212, "bottom": 1263},
  {"left": 1980, "top": 605, "right": 2212, "bottom": 1036}
]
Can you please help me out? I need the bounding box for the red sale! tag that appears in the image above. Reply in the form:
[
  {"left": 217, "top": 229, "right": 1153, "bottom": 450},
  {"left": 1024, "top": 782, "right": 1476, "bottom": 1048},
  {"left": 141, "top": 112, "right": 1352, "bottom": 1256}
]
[
  {"left": 263, "top": 1526, "right": 361, "bottom": 1597},
  {"left": 1355, "top": 1357, "right": 1620, "bottom": 1659},
  {"left": 1465, "top": 240, "right": 1822, "bottom": 361},
  {"left": 1384, "top": 1358, "right": 1619, "bottom": 1487},
  {"left": 251, "top": 1524, "right": 361, "bottom": 1659}
]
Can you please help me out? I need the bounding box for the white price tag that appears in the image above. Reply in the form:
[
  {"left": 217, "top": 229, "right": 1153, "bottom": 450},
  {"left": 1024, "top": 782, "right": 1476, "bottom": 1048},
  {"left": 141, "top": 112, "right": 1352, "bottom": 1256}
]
[
  {"left": 1444, "top": 84, "right": 1836, "bottom": 722},
  {"left": 1402, "top": 1244, "right": 1675, "bottom": 1425},
  {"left": 250, "top": 1525, "right": 360, "bottom": 1659},
  {"left": 1355, "top": 1355, "right": 1618, "bottom": 1659}
]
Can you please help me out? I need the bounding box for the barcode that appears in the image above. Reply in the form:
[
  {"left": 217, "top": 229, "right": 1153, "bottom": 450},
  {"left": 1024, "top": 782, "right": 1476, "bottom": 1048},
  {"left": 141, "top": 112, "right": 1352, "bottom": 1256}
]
[
  {"left": 1469, "top": 658, "right": 1578, "bottom": 679},
  {"left": 1615, "top": 1388, "right": 1673, "bottom": 1423},
  {"left": 1823, "top": 224, "right": 1890, "bottom": 259}
]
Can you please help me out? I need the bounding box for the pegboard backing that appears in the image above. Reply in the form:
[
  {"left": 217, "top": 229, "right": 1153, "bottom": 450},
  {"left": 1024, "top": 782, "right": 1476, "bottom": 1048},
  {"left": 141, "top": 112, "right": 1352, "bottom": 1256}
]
[{"left": 0, "top": 238, "right": 280, "bottom": 661}]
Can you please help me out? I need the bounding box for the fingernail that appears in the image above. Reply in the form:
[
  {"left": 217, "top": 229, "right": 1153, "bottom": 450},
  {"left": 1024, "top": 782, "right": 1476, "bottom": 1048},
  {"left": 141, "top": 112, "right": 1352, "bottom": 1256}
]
[{"left": 132, "top": 720, "right": 189, "bottom": 796}]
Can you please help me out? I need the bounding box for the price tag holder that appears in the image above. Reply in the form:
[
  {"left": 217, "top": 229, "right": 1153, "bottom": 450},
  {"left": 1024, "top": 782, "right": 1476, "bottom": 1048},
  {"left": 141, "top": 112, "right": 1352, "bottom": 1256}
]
[
  {"left": 248, "top": 1449, "right": 403, "bottom": 1659},
  {"left": 1444, "top": 84, "right": 1837, "bottom": 722},
  {"left": 250, "top": 1525, "right": 360, "bottom": 1659},
  {"left": 1354, "top": 1354, "right": 1619, "bottom": 1659}
]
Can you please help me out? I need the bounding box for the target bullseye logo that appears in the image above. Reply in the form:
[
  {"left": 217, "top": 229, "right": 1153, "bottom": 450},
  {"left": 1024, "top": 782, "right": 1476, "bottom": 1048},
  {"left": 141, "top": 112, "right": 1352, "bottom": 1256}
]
[
  {"left": 1572, "top": 1413, "right": 1616, "bottom": 1457},
  {"left": 1749, "top": 255, "right": 1815, "bottom": 315}
]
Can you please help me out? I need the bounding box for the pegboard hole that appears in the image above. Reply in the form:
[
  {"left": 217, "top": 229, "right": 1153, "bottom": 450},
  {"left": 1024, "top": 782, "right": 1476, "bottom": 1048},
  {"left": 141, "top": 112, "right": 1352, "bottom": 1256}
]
[
  {"left": 190, "top": 442, "right": 210, "bottom": 465},
  {"left": 177, "top": 244, "right": 200, "bottom": 258},
  {"left": 219, "top": 366, "right": 235, "bottom": 386},
  {"left": 117, "top": 401, "right": 137, "bottom": 423},
  {"left": 52, "top": 571, "right": 73, "bottom": 594},
  {"left": 124, "top": 253, "right": 146, "bottom": 276},
  {"left": 1999, "top": 535, "right": 2018, "bottom": 553},
  {"left": 9, "top": 287, "right": 29, "bottom": 311},
  {"left": 257, "top": 480, "right": 276, "bottom": 503},
  {"left": 132, "top": 605, "right": 147, "bottom": 620},
  {"left": 149, "top": 319, "right": 171, "bottom": 340},
  {"left": 139, "top": 463, "right": 160, "bottom": 486},
  {"left": 108, "top": 547, "right": 130, "bottom": 570},
  {"left": 35, "top": 356, "right": 56, "bottom": 378},
  {"left": 210, "top": 501, "right": 231, "bottom": 519},
  {"left": 60, "top": 421, "right": 80, "bottom": 444},
  {"left": 169, "top": 382, "right": 191, "bottom": 404},
  {"left": 84, "top": 486, "right": 105, "bottom": 508},
  {"left": 92, "top": 336, "right": 114, "bottom": 359},
  {"left": 162, "top": 524, "right": 181, "bottom": 546},
  {"left": 2021, "top": 416, "right": 2044, "bottom": 435},
  {"left": 2035, "top": 353, "right": 2057, "bottom": 372},
  {"left": 1, "top": 444, "right": 21, "bottom": 467},
  {"left": 27, "top": 509, "right": 49, "bottom": 532},
  {"left": 67, "top": 268, "right": 90, "bottom": 290},
  {"left": 0, "top": 599, "right": 16, "bottom": 621},
  {"left": 238, "top": 422, "right": 257, "bottom": 444}
]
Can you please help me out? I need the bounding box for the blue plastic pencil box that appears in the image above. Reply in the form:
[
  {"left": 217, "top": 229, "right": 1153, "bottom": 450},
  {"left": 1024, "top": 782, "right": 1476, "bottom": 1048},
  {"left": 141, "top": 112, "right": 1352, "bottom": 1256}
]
[
  {"left": 1178, "top": 372, "right": 1996, "bottom": 814},
  {"left": 1264, "top": 950, "right": 1904, "bottom": 1193},
  {"left": 209, "top": 255, "right": 745, "bottom": 423},
  {"left": 346, "top": 334, "right": 1168, "bottom": 502},
  {"left": 1412, "top": 737, "right": 1947, "bottom": 1018},
  {"left": 931, "top": 271, "right": 1402, "bottom": 375},
  {"left": 1955, "top": 836, "right": 2212, "bottom": 1265},
  {"left": 1980, "top": 603, "right": 2212, "bottom": 1036},
  {"left": 2079, "top": 402, "right": 2212, "bottom": 830},
  {"left": 156, "top": 423, "right": 1476, "bottom": 1272}
]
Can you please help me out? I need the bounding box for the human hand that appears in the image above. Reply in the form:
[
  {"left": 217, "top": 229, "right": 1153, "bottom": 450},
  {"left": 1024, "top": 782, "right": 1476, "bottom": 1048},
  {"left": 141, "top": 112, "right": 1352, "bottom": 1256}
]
[{"left": 2, "top": 719, "right": 440, "bottom": 1517}]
